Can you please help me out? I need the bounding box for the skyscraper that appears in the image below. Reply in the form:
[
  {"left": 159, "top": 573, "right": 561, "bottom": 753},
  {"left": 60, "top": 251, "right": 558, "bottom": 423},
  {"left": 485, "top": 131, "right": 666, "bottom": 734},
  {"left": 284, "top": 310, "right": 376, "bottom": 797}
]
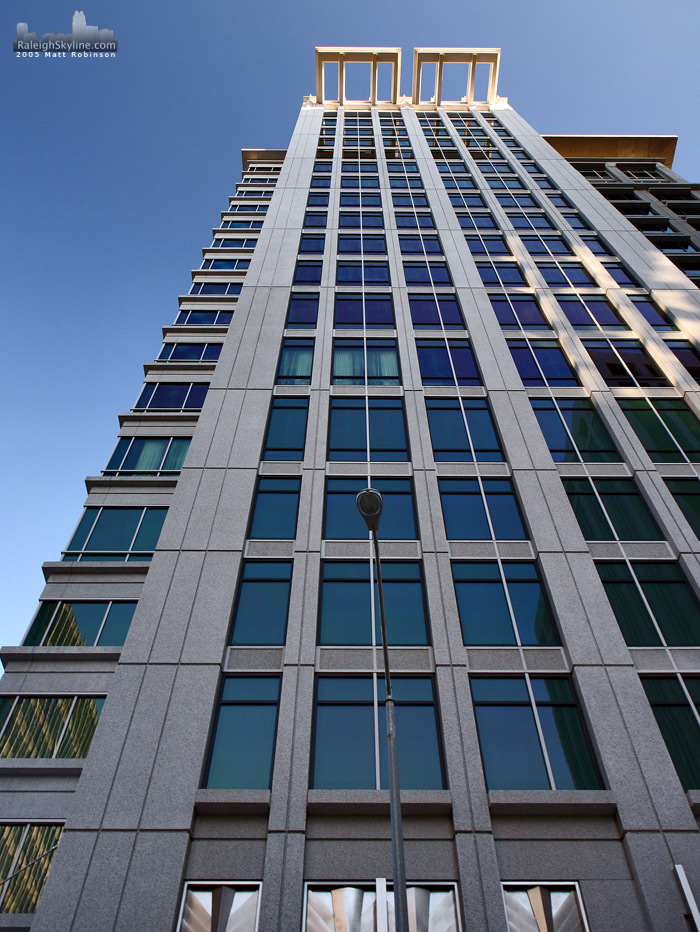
[{"left": 3, "top": 46, "right": 700, "bottom": 932}]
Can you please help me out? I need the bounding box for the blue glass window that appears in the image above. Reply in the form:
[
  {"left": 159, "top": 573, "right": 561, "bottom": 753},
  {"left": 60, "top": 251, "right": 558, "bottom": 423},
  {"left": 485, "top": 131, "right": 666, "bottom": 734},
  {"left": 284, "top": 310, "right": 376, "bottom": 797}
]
[
  {"left": 537, "top": 264, "right": 596, "bottom": 287},
  {"left": 582, "top": 340, "right": 668, "bottom": 387},
  {"left": 276, "top": 339, "right": 314, "bottom": 384},
  {"left": 286, "top": 293, "right": 319, "bottom": 329},
  {"left": 294, "top": 261, "right": 322, "bottom": 285},
  {"left": 631, "top": 298, "right": 675, "bottom": 331},
  {"left": 531, "top": 398, "right": 621, "bottom": 462},
  {"left": 477, "top": 264, "right": 527, "bottom": 286},
  {"left": 642, "top": 676, "right": 700, "bottom": 790},
  {"left": 63, "top": 507, "right": 167, "bottom": 562},
  {"left": 490, "top": 295, "right": 549, "bottom": 329},
  {"left": 598, "top": 561, "right": 700, "bottom": 647},
  {"left": 399, "top": 236, "right": 443, "bottom": 255},
  {"left": 556, "top": 296, "right": 627, "bottom": 330},
  {"left": 341, "top": 193, "right": 382, "bottom": 207},
  {"left": 416, "top": 340, "right": 480, "bottom": 385},
  {"left": 249, "top": 478, "right": 301, "bottom": 539},
  {"left": 508, "top": 339, "right": 578, "bottom": 386},
  {"left": 104, "top": 437, "right": 191, "bottom": 476},
  {"left": 332, "top": 340, "right": 400, "bottom": 385},
  {"left": 563, "top": 478, "right": 663, "bottom": 541},
  {"left": 464, "top": 236, "right": 511, "bottom": 256},
  {"left": 157, "top": 343, "right": 221, "bottom": 361},
  {"left": 472, "top": 676, "right": 602, "bottom": 790},
  {"left": 339, "top": 212, "right": 384, "bottom": 228},
  {"left": 312, "top": 676, "right": 445, "bottom": 789},
  {"left": 299, "top": 234, "right": 325, "bottom": 254},
  {"left": 324, "top": 479, "right": 416, "bottom": 540},
  {"left": 338, "top": 235, "right": 387, "bottom": 254},
  {"left": 453, "top": 563, "right": 557, "bottom": 646},
  {"left": 304, "top": 212, "right": 327, "bottom": 228},
  {"left": 403, "top": 262, "right": 451, "bottom": 285},
  {"left": 134, "top": 383, "right": 208, "bottom": 411},
  {"left": 175, "top": 309, "right": 232, "bottom": 327},
  {"left": 439, "top": 479, "right": 527, "bottom": 540},
  {"left": 334, "top": 294, "right": 394, "bottom": 329},
  {"left": 328, "top": 398, "right": 408, "bottom": 462},
  {"left": 262, "top": 397, "right": 308, "bottom": 461},
  {"left": 336, "top": 261, "right": 390, "bottom": 285},
  {"left": 409, "top": 295, "right": 464, "bottom": 329},
  {"left": 426, "top": 398, "right": 502, "bottom": 462},
  {"left": 205, "top": 676, "right": 281, "bottom": 789},
  {"left": 319, "top": 561, "right": 427, "bottom": 645},
  {"left": 231, "top": 562, "right": 292, "bottom": 645},
  {"left": 24, "top": 600, "right": 136, "bottom": 648}
]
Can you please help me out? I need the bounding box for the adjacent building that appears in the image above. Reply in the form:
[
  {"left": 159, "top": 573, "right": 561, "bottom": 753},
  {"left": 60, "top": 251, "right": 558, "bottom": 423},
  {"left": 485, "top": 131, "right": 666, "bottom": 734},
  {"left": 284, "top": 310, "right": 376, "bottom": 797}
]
[{"left": 3, "top": 46, "right": 700, "bottom": 932}]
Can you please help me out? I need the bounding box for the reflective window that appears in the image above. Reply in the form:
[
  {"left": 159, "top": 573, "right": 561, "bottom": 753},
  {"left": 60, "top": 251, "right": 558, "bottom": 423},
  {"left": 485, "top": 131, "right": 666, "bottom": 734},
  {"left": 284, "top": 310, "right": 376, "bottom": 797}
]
[
  {"left": 667, "top": 340, "right": 700, "bottom": 383},
  {"left": 416, "top": 340, "right": 480, "bottom": 385},
  {"left": 563, "top": 478, "right": 663, "bottom": 541},
  {"left": 0, "top": 696, "right": 104, "bottom": 758},
  {"left": 332, "top": 340, "right": 400, "bottom": 385},
  {"left": 277, "top": 339, "right": 314, "bottom": 384},
  {"left": 403, "top": 262, "right": 451, "bottom": 285},
  {"left": 249, "top": 478, "right": 301, "bottom": 539},
  {"left": 324, "top": 480, "right": 416, "bottom": 540},
  {"left": 319, "top": 562, "right": 427, "bottom": 645},
  {"left": 205, "top": 677, "right": 281, "bottom": 789},
  {"left": 328, "top": 398, "right": 408, "bottom": 462},
  {"left": 134, "top": 383, "right": 208, "bottom": 411},
  {"left": 665, "top": 478, "right": 700, "bottom": 538},
  {"left": 642, "top": 676, "right": 700, "bottom": 790},
  {"left": 299, "top": 234, "right": 325, "bottom": 253},
  {"left": 618, "top": 398, "right": 700, "bottom": 462},
  {"left": 508, "top": 339, "right": 578, "bottom": 386},
  {"left": 531, "top": 398, "right": 620, "bottom": 462},
  {"left": 582, "top": 340, "right": 668, "bottom": 387},
  {"left": 472, "top": 676, "right": 602, "bottom": 790},
  {"left": 454, "top": 562, "right": 558, "bottom": 646},
  {"left": 0, "top": 824, "right": 62, "bottom": 914},
  {"left": 503, "top": 884, "right": 589, "bottom": 932},
  {"left": 338, "top": 235, "right": 387, "bottom": 254},
  {"left": 104, "top": 437, "right": 190, "bottom": 476},
  {"left": 490, "top": 295, "right": 549, "bottom": 330},
  {"left": 287, "top": 293, "right": 319, "bottom": 329},
  {"left": 157, "top": 342, "right": 222, "bottom": 361},
  {"left": 598, "top": 561, "right": 700, "bottom": 646},
  {"left": 426, "top": 398, "right": 502, "bottom": 462},
  {"left": 262, "top": 397, "right": 308, "bottom": 461},
  {"left": 631, "top": 298, "right": 675, "bottom": 331},
  {"left": 312, "top": 676, "right": 445, "bottom": 789},
  {"left": 334, "top": 294, "right": 394, "bottom": 329},
  {"left": 178, "top": 885, "right": 259, "bottom": 932},
  {"left": 408, "top": 294, "right": 464, "bottom": 329},
  {"left": 439, "top": 479, "right": 527, "bottom": 540},
  {"left": 305, "top": 885, "right": 459, "bottom": 932},
  {"left": 24, "top": 601, "right": 135, "bottom": 648},
  {"left": 294, "top": 261, "right": 323, "bottom": 285},
  {"left": 63, "top": 507, "right": 167, "bottom": 562},
  {"left": 337, "top": 261, "right": 390, "bottom": 284},
  {"left": 231, "top": 562, "right": 292, "bottom": 645},
  {"left": 556, "top": 295, "right": 627, "bottom": 329}
]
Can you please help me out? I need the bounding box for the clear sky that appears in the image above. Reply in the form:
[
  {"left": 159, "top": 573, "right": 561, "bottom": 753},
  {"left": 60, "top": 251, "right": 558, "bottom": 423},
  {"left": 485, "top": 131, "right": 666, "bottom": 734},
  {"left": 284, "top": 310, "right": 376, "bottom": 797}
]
[{"left": 2, "top": 0, "right": 699, "bottom": 651}]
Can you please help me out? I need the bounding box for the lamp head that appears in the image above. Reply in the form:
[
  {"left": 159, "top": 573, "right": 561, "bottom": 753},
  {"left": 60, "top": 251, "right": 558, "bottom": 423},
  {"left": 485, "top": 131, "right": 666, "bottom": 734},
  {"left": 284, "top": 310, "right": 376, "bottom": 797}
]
[{"left": 356, "top": 488, "right": 383, "bottom": 531}]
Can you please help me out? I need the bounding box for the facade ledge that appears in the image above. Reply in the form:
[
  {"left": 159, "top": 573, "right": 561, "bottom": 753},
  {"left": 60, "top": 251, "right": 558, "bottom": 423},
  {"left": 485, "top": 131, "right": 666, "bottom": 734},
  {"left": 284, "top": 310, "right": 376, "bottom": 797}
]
[
  {"left": 488, "top": 790, "right": 616, "bottom": 816},
  {"left": 307, "top": 790, "right": 452, "bottom": 815},
  {"left": 143, "top": 362, "right": 217, "bottom": 376},
  {"left": 194, "top": 790, "right": 270, "bottom": 814},
  {"left": 84, "top": 476, "right": 179, "bottom": 493},
  {"left": 0, "top": 645, "right": 121, "bottom": 665},
  {"left": 556, "top": 463, "right": 631, "bottom": 478},
  {"left": 163, "top": 325, "right": 229, "bottom": 338},
  {"left": 687, "top": 791, "right": 700, "bottom": 813},
  {"left": 0, "top": 759, "right": 83, "bottom": 778},
  {"left": 118, "top": 411, "right": 201, "bottom": 427},
  {"left": 42, "top": 561, "right": 151, "bottom": 582}
]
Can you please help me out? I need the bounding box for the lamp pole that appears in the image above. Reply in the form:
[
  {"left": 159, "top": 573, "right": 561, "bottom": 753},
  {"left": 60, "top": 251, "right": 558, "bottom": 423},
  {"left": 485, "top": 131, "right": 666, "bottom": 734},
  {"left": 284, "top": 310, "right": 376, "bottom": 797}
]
[{"left": 356, "top": 488, "right": 409, "bottom": 932}]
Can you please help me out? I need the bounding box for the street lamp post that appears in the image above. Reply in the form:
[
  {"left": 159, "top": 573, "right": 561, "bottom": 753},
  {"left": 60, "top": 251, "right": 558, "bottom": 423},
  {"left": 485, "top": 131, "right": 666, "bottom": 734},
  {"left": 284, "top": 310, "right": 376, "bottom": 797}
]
[{"left": 355, "top": 488, "right": 409, "bottom": 932}]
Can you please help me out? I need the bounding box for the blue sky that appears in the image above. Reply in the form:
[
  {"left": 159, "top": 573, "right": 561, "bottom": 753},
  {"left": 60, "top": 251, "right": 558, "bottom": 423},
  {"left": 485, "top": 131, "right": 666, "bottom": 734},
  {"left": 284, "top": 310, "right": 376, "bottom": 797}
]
[{"left": 2, "top": 0, "right": 699, "bottom": 649}]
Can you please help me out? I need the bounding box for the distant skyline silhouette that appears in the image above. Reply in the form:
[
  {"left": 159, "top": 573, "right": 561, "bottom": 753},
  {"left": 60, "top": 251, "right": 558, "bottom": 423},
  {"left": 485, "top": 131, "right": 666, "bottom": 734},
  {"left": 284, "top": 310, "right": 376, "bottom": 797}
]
[{"left": 14, "top": 10, "right": 116, "bottom": 49}]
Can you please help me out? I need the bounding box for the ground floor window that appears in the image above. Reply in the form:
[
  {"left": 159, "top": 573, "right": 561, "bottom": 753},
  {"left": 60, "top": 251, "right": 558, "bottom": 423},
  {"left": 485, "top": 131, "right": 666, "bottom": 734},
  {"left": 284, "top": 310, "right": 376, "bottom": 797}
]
[{"left": 305, "top": 882, "right": 460, "bottom": 932}]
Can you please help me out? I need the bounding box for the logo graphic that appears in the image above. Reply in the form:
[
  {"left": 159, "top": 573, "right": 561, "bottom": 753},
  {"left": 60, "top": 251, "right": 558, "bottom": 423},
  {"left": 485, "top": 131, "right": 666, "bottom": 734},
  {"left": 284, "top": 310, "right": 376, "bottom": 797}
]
[{"left": 14, "top": 10, "right": 117, "bottom": 54}]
